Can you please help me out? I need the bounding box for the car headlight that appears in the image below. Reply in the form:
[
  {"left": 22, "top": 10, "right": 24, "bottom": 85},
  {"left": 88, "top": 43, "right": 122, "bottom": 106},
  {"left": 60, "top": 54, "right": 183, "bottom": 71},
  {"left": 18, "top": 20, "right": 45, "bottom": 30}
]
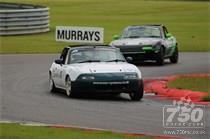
[
  {"left": 81, "top": 76, "right": 95, "bottom": 80},
  {"left": 124, "top": 73, "right": 138, "bottom": 79},
  {"left": 152, "top": 43, "right": 161, "bottom": 53},
  {"left": 152, "top": 42, "right": 161, "bottom": 48}
]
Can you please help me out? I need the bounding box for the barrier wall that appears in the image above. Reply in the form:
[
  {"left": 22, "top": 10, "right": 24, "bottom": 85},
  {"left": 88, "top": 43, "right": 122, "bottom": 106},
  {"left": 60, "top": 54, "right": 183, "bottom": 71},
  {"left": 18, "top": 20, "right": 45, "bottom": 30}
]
[{"left": 0, "top": 2, "right": 50, "bottom": 35}]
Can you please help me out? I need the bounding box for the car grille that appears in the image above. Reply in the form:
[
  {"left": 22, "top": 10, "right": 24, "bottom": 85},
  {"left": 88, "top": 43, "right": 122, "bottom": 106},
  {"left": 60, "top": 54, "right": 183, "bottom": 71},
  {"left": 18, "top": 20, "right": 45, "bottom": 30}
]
[
  {"left": 115, "top": 45, "right": 153, "bottom": 52},
  {"left": 115, "top": 45, "right": 142, "bottom": 53}
]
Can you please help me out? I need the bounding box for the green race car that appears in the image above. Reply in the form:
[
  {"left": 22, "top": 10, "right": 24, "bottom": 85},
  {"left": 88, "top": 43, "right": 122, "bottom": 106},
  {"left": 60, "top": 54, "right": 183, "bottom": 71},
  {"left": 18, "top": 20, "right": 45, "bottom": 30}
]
[{"left": 110, "top": 25, "right": 179, "bottom": 65}]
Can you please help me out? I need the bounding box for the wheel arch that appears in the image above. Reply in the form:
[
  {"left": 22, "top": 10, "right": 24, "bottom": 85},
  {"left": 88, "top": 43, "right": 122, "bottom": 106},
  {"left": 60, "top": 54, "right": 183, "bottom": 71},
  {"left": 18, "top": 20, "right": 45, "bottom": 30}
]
[
  {"left": 49, "top": 70, "right": 52, "bottom": 76},
  {"left": 65, "top": 74, "right": 70, "bottom": 83},
  {"left": 161, "top": 45, "right": 166, "bottom": 54}
]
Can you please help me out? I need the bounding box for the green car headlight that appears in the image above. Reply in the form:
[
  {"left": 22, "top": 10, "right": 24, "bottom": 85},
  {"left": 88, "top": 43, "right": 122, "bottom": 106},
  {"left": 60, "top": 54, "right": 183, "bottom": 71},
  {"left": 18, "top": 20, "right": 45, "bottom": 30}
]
[{"left": 142, "top": 45, "right": 154, "bottom": 51}]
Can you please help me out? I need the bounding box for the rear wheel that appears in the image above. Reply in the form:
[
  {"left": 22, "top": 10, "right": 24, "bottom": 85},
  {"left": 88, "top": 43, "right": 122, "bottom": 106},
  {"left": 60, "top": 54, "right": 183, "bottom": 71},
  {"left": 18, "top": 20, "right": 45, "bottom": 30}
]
[
  {"left": 129, "top": 80, "right": 144, "bottom": 101},
  {"left": 49, "top": 73, "right": 57, "bottom": 93},
  {"left": 156, "top": 46, "right": 164, "bottom": 66},
  {"left": 170, "top": 47, "right": 179, "bottom": 63}
]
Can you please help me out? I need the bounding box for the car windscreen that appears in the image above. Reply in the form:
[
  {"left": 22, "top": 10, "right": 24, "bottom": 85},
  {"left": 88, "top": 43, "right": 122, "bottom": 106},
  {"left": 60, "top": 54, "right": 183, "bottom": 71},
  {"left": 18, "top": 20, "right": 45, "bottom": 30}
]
[
  {"left": 68, "top": 48, "right": 125, "bottom": 64},
  {"left": 122, "top": 26, "right": 161, "bottom": 39}
]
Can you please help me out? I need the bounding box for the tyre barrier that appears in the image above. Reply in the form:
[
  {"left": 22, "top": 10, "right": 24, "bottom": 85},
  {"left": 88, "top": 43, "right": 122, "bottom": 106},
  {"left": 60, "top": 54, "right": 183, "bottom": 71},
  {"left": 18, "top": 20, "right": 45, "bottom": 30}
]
[{"left": 0, "top": 2, "right": 50, "bottom": 35}]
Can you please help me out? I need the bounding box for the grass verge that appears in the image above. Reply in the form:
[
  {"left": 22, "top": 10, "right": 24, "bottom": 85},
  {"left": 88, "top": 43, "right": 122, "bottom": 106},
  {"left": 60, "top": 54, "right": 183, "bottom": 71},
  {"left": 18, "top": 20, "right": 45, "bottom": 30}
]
[
  {"left": 168, "top": 77, "right": 210, "bottom": 101},
  {"left": 0, "top": 123, "right": 153, "bottom": 139},
  {"left": 0, "top": 0, "right": 209, "bottom": 53}
]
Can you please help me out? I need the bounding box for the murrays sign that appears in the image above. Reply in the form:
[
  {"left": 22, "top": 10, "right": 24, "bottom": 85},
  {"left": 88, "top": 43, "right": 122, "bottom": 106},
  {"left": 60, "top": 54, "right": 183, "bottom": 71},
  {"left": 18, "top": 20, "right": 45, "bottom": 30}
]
[{"left": 56, "top": 26, "right": 104, "bottom": 44}]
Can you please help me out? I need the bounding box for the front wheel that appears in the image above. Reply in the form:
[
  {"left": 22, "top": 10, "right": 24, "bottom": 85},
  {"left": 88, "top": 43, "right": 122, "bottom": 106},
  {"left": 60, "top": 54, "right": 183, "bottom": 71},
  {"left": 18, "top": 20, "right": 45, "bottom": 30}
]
[
  {"left": 170, "top": 47, "right": 179, "bottom": 63},
  {"left": 65, "top": 76, "right": 75, "bottom": 98},
  {"left": 129, "top": 80, "right": 144, "bottom": 101},
  {"left": 156, "top": 46, "right": 164, "bottom": 66}
]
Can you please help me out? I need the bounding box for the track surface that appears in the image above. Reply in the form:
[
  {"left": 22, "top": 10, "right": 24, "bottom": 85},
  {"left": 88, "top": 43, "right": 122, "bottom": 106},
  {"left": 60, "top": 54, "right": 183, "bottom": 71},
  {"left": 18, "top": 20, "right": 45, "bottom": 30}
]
[{"left": 1, "top": 53, "right": 210, "bottom": 138}]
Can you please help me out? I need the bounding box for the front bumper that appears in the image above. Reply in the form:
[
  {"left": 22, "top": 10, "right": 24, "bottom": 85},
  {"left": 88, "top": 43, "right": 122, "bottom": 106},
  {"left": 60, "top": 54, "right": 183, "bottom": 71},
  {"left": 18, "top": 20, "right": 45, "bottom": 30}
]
[
  {"left": 115, "top": 45, "right": 160, "bottom": 60},
  {"left": 72, "top": 73, "right": 143, "bottom": 93}
]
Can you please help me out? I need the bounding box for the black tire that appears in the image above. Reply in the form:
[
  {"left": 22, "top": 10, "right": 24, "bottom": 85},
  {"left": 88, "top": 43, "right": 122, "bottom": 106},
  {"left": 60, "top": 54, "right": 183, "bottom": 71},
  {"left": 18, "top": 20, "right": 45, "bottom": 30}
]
[
  {"left": 129, "top": 80, "right": 144, "bottom": 101},
  {"left": 65, "top": 76, "right": 75, "bottom": 98},
  {"left": 156, "top": 46, "right": 164, "bottom": 66},
  {"left": 170, "top": 47, "right": 179, "bottom": 63},
  {"left": 49, "top": 73, "right": 57, "bottom": 93}
]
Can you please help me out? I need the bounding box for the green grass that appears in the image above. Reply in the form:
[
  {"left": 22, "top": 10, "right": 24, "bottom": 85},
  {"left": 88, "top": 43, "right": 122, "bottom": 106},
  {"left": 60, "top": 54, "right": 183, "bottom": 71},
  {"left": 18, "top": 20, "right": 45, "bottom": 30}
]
[
  {"left": 0, "top": 0, "right": 209, "bottom": 53},
  {"left": 0, "top": 123, "right": 152, "bottom": 139},
  {"left": 168, "top": 77, "right": 210, "bottom": 101}
]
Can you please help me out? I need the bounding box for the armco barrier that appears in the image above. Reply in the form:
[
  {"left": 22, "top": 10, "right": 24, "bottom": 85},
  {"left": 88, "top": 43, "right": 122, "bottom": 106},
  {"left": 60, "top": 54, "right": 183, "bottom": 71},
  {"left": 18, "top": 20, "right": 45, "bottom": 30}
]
[{"left": 0, "top": 2, "right": 50, "bottom": 35}]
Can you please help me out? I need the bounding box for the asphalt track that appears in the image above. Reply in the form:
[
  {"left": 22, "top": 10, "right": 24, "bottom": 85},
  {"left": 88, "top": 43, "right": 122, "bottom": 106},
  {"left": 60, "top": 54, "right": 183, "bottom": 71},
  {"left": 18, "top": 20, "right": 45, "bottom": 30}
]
[{"left": 0, "top": 52, "right": 210, "bottom": 139}]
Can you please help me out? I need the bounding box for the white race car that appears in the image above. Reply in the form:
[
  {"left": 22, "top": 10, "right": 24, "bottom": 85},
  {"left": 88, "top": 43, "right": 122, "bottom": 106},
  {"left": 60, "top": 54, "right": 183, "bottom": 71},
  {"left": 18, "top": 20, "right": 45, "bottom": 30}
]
[{"left": 49, "top": 45, "right": 144, "bottom": 101}]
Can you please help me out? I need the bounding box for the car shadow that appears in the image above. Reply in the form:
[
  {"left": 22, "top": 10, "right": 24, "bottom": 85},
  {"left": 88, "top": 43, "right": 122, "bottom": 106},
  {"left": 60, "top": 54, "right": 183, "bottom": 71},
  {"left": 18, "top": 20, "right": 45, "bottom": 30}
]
[
  {"left": 50, "top": 90, "right": 134, "bottom": 102},
  {"left": 75, "top": 93, "right": 131, "bottom": 101},
  {"left": 133, "top": 60, "right": 174, "bottom": 67}
]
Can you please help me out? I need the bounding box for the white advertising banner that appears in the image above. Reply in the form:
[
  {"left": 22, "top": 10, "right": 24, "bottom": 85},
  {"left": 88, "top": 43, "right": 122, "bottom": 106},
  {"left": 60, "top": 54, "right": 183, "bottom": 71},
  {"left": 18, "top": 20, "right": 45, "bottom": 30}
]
[{"left": 56, "top": 26, "right": 104, "bottom": 44}]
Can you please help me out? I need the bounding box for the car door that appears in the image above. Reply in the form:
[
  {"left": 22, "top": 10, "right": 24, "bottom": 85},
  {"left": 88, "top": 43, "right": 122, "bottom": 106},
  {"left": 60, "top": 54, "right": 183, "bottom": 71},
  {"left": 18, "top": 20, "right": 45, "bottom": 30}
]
[
  {"left": 162, "top": 26, "right": 174, "bottom": 57},
  {"left": 55, "top": 47, "right": 69, "bottom": 88}
]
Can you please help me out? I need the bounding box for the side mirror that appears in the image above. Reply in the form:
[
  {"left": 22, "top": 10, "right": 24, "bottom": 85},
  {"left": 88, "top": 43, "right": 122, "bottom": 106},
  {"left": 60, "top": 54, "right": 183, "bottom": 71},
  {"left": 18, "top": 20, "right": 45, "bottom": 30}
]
[
  {"left": 166, "top": 33, "right": 172, "bottom": 38},
  {"left": 112, "top": 35, "right": 120, "bottom": 40},
  {"left": 126, "top": 57, "right": 133, "bottom": 63},
  {"left": 55, "top": 59, "right": 63, "bottom": 65}
]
